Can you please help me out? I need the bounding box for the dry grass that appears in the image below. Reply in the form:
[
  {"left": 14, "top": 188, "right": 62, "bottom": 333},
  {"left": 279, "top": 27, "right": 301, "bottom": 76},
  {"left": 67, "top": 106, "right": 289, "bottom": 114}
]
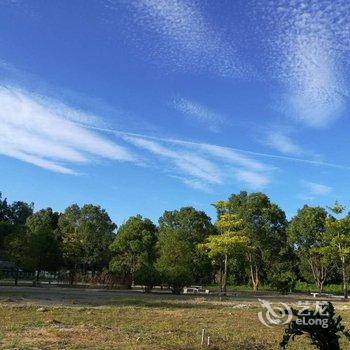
[{"left": 1, "top": 295, "right": 350, "bottom": 349}]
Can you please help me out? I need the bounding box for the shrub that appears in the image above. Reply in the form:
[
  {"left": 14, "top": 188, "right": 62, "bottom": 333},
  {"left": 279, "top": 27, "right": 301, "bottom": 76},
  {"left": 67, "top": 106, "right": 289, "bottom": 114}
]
[
  {"left": 280, "top": 302, "right": 350, "bottom": 349},
  {"left": 134, "top": 264, "right": 159, "bottom": 293},
  {"left": 270, "top": 271, "right": 296, "bottom": 294}
]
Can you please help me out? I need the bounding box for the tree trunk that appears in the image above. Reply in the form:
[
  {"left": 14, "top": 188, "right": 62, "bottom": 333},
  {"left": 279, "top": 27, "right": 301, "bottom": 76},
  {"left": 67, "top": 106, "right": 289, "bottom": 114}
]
[
  {"left": 255, "top": 267, "right": 259, "bottom": 291},
  {"left": 36, "top": 270, "right": 40, "bottom": 283},
  {"left": 250, "top": 263, "right": 259, "bottom": 292},
  {"left": 319, "top": 280, "right": 324, "bottom": 293},
  {"left": 341, "top": 256, "right": 348, "bottom": 299},
  {"left": 222, "top": 253, "right": 228, "bottom": 295},
  {"left": 309, "top": 257, "right": 328, "bottom": 294},
  {"left": 219, "top": 266, "right": 223, "bottom": 293},
  {"left": 69, "top": 270, "right": 75, "bottom": 285},
  {"left": 14, "top": 268, "right": 19, "bottom": 286},
  {"left": 247, "top": 252, "right": 259, "bottom": 292}
]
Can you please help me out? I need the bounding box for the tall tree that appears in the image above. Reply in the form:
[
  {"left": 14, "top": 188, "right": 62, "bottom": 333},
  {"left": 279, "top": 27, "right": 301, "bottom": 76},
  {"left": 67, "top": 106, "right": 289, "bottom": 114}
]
[
  {"left": 156, "top": 228, "right": 193, "bottom": 294},
  {"left": 158, "top": 207, "right": 215, "bottom": 283},
  {"left": 288, "top": 205, "right": 335, "bottom": 292},
  {"left": 5, "top": 224, "right": 27, "bottom": 285},
  {"left": 0, "top": 222, "right": 16, "bottom": 259},
  {"left": 0, "top": 192, "right": 34, "bottom": 283},
  {"left": 58, "top": 204, "right": 116, "bottom": 281},
  {"left": 199, "top": 202, "right": 247, "bottom": 294},
  {"left": 25, "top": 208, "right": 62, "bottom": 282},
  {"left": 225, "top": 192, "right": 287, "bottom": 291},
  {"left": 10, "top": 201, "right": 34, "bottom": 225},
  {"left": 57, "top": 204, "right": 81, "bottom": 280},
  {"left": 326, "top": 202, "right": 350, "bottom": 299},
  {"left": 109, "top": 215, "right": 157, "bottom": 291},
  {"left": 0, "top": 192, "right": 11, "bottom": 222}
]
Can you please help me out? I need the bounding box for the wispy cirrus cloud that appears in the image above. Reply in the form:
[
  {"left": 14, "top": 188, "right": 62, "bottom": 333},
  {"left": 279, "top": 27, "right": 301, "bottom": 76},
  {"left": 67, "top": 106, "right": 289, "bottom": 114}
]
[
  {"left": 261, "top": 0, "right": 349, "bottom": 127},
  {"left": 195, "top": 143, "right": 266, "bottom": 171},
  {"left": 104, "top": 0, "right": 248, "bottom": 78},
  {"left": 303, "top": 181, "right": 332, "bottom": 196},
  {"left": 122, "top": 134, "right": 271, "bottom": 190},
  {"left": 284, "top": 36, "right": 345, "bottom": 128},
  {"left": 235, "top": 170, "right": 269, "bottom": 188},
  {"left": 0, "top": 85, "right": 136, "bottom": 174},
  {"left": 266, "top": 130, "right": 303, "bottom": 156},
  {"left": 123, "top": 135, "right": 223, "bottom": 185},
  {"left": 171, "top": 97, "right": 226, "bottom": 132},
  {"left": 3, "top": 82, "right": 345, "bottom": 192},
  {"left": 180, "top": 178, "right": 212, "bottom": 192}
]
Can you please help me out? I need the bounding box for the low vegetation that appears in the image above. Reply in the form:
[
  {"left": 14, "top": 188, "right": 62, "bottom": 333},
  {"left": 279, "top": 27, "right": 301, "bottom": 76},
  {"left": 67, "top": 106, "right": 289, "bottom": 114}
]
[{"left": 1, "top": 294, "right": 350, "bottom": 349}]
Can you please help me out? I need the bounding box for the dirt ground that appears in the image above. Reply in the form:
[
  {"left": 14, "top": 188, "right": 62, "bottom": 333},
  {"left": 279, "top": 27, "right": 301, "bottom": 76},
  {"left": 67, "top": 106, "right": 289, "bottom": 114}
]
[
  {"left": 0, "top": 285, "right": 332, "bottom": 306},
  {"left": 1, "top": 286, "right": 350, "bottom": 349}
]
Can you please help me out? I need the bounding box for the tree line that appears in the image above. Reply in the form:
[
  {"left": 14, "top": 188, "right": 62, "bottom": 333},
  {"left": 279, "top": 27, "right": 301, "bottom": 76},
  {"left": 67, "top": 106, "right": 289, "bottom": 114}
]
[{"left": 1, "top": 191, "right": 350, "bottom": 297}]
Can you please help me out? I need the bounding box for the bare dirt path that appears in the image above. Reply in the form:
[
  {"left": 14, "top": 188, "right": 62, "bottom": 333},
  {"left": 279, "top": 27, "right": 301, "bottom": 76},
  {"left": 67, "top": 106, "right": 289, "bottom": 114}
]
[{"left": 0, "top": 285, "right": 343, "bottom": 307}]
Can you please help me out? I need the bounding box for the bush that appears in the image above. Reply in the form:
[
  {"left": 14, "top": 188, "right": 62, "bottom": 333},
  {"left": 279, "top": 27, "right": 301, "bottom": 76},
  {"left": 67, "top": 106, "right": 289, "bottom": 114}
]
[
  {"left": 269, "top": 271, "right": 296, "bottom": 294},
  {"left": 295, "top": 281, "right": 343, "bottom": 295},
  {"left": 134, "top": 264, "right": 159, "bottom": 293},
  {"left": 280, "top": 302, "right": 350, "bottom": 349}
]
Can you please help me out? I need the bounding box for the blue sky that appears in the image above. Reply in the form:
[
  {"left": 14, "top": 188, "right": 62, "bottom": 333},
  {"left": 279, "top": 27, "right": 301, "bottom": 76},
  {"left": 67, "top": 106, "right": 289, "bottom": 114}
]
[{"left": 0, "top": 0, "right": 349, "bottom": 224}]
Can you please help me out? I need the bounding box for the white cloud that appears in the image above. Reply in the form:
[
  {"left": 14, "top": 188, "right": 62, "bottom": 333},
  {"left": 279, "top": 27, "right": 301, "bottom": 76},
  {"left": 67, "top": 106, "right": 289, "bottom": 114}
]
[
  {"left": 123, "top": 134, "right": 272, "bottom": 190},
  {"left": 266, "top": 131, "right": 303, "bottom": 156},
  {"left": 125, "top": 132, "right": 347, "bottom": 170},
  {"left": 171, "top": 97, "right": 226, "bottom": 131},
  {"left": 0, "top": 145, "right": 76, "bottom": 174},
  {"left": 180, "top": 178, "right": 211, "bottom": 192},
  {"left": 0, "top": 86, "right": 136, "bottom": 173},
  {"left": 285, "top": 37, "right": 345, "bottom": 127},
  {"left": 123, "top": 135, "right": 223, "bottom": 185},
  {"left": 262, "top": 0, "right": 348, "bottom": 127},
  {"left": 304, "top": 181, "right": 332, "bottom": 196},
  {"left": 194, "top": 143, "right": 266, "bottom": 171},
  {"left": 235, "top": 170, "right": 270, "bottom": 188},
  {"left": 105, "top": 0, "right": 248, "bottom": 78}
]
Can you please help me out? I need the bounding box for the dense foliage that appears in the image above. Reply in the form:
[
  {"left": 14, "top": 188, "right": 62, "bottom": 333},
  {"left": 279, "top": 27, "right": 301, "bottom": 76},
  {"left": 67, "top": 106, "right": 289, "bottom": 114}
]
[
  {"left": 280, "top": 302, "right": 350, "bottom": 350},
  {"left": 109, "top": 215, "right": 158, "bottom": 291},
  {"left": 1, "top": 190, "right": 350, "bottom": 295}
]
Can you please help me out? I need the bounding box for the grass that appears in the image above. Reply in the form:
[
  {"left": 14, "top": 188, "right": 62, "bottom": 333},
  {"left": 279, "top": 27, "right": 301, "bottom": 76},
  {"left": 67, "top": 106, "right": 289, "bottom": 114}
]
[
  {"left": 206, "top": 282, "right": 347, "bottom": 295},
  {"left": 294, "top": 281, "right": 345, "bottom": 295},
  {"left": 1, "top": 296, "right": 350, "bottom": 349},
  {"left": 206, "top": 284, "right": 278, "bottom": 292}
]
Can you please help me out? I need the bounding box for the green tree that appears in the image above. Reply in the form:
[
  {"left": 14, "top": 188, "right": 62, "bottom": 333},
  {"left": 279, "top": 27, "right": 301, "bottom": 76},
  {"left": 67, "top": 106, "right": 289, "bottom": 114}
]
[
  {"left": 225, "top": 192, "right": 287, "bottom": 291},
  {"left": 158, "top": 207, "right": 215, "bottom": 283},
  {"left": 326, "top": 202, "right": 350, "bottom": 299},
  {"left": 5, "top": 224, "right": 27, "bottom": 285},
  {"left": 0, "top": 192, "right": 11, "bottom": 222},
  {"left": 109, "top": 215, "right": 157, "bottom": 291},
  {"left": 9, "top": 201, "right": 34, "bottom": 225},
  {"left": 199, "top": 204, "right": 247, "bottom": 294},
  {"left": 25, "top": 208, "right": 62, "bottom": 282},
  {"left": 156, "top": 228, "right": 193, "bottom": 294},
  {"left": 0, "top": 192, "right": 34, "bottom": 284},
  {"left": 58, "top": 204, "right": 116, "bottom": 281},
  {"left": 0, "top": 222, "right": 16, "bottom": 259},
  {"left": 288, "top": 205, "right": 335, "bottom": 292}
]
